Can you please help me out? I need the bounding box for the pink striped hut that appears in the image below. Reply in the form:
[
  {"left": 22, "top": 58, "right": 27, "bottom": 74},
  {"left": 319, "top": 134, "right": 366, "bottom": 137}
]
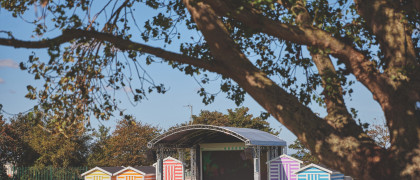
[
  {"left": 267, "top": 154, "right": 303, "bottom": 180},
  {"left": 162, "top": 156, "right": 184, "bottom": 180}
]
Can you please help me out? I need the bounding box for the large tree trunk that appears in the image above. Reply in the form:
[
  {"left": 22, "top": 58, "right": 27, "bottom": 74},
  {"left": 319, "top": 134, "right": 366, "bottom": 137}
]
[
  {"left": 382, "top": 89, "right": 420, "bottom": 179},
  {"left": 184, "top": 0, "right": 420, "bottom": 179}
]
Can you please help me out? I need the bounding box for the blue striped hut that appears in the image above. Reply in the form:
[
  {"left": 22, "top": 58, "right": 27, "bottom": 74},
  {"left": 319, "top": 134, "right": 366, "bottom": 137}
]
[{"left": 294, "top": 164, "right": 344, "bottom": 180}]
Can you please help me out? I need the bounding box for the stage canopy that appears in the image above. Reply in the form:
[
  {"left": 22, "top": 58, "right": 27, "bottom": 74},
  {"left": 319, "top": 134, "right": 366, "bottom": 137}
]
[{"left": 147, "top": 124, "right": 287, "bottom": 148}]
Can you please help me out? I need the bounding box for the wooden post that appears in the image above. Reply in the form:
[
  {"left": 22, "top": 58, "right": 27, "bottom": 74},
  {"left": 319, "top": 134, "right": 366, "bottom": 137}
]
[{"left": 253, "top": 146, "right": 261, "bottom": 180}]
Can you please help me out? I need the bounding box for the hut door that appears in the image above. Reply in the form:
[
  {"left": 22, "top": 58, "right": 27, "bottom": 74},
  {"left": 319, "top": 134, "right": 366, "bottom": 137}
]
[
  {"left": 163, "top": 160, "right": 184, "bottom": 180},
  {"left": 125, "top": 176, "right": 135, "bottom": 180},
  {"left": 280, "top": 163, "right": 290, "bottom": 180},
  {"left": 306, "top": 174, "right": 319, "bottom": 180},
  {"left": 163, "top": 162, "right": 183, "bottom": 180},
  {"left": 164, "top": 164, "right": 175, "bottom": 180},
  {"left": 93, "top": 176, "right": 103, "bottom": 180}
]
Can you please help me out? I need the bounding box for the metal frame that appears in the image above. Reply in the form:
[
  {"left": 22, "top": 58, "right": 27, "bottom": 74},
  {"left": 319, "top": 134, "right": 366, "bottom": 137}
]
[
  {"left": 149, "top": 125, "right": 288, "bottom": 180},
  {"left": 148, "top": 125, "right": 250, "bottom": 148},
  {"left": 253, "top": 146, "right": 261, "bottom": 180}
]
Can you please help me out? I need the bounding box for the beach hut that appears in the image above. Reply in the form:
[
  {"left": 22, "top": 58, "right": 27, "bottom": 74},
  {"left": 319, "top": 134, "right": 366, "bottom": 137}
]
[
  {"left": 81, "top": 167, "right": 124, "bottom": 180},
  {"left": 294, "top": 164, "right": 344, "bottom": 180},
  {"left": 267, "top": 154, "right": 302, "bottom": 180},
  {"left": 114, "top": 166, "right": 156, "bottom": 180},
  {"left": 162, "top": 156, "right": 184, "bottom": 180}
]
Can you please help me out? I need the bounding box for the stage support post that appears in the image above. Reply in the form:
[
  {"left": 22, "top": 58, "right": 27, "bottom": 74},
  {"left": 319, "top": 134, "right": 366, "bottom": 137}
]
[
  {"left": 253, "top": 146, "right": 261, "bottom": 180},
  {"left": 274, "top": 146, "right": 279, "bottom": 157},
  {"left": 190, "top": 146, "right": 197, "bottom": 180},
  {"left": 156, "top": 149, "right": 163, "bottom": 180}
]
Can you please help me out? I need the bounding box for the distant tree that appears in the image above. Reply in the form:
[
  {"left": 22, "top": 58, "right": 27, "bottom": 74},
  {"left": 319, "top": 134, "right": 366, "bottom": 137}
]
[
  {"left": 103, "top": 116, "right": 161, "bottom": 166},
  {"left": 367, "top": 123, "right": 390, "bottom": 149},
  {"left": 191, "top": 107, "right": 278, "bottom": 135},
  {"left": 289, "top": 139, "right": 319, "bottom": 165},
  {"left": 27, "top": 121, "right": 91, "bottom": 167},
  {"left": 0, "top": 110, "right": 12, "bottom": 179},
  {"left": 0, "top": 111, "right": 91, "bottom": 168},
  {"left": 87, "top": 125, "right": 112, "bottom": 167},
  {"left": 0, "top": 113, "right": 39, "bottom": 167}
]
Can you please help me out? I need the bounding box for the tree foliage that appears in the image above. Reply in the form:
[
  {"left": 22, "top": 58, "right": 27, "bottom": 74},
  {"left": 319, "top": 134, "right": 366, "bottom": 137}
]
[
  {"left": 367, "top": 123, "right": 390, "bottom": 149},
  {"left": 0, "top": 0, "right": 419, "bottom": 179},
  {"left": 0, "top": 114, "right": 40, "bottom": 167},
  {"left": 27, "top": 122, "right": 91, "bottom": 167},
  {"left": 86, "top": 125, "right": 112, "bottom": 167},
  {"left": 0, "top": 112, "right": 91, "bottom": 168},
  {"left": 289, "top": 139, "right": 319, "bottom": 165},
  {"left": 190, "top": 107, "right": 278, "bottom": 135},
  {"left": 88, "top": 116, "right": 160, "bottom": 166}
]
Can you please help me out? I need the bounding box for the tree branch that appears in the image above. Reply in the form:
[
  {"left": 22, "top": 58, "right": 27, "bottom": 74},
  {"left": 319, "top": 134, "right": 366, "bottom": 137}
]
[
  {"left": 0, "top": 29, "right": 220, "bottom": 73},
  {"left": 204, "top": 0, "right": 394, "bottom": 109},
  {"left": 183, "top": 0, "right": 382, "bottom": 178},
  {"left": 354, "top": 1, "right": 420, "bottom": 160},
  {"left": 277, "top": 0, "right": 358, "bottom": 133},
  {"left": 354, "top": 0, "right": 417, "bottom": 69}
]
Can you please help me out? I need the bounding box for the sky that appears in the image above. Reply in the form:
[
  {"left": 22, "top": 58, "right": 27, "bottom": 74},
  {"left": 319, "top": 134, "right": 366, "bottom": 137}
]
[{"left": 0, "top": 2, "right": 386, "bottom": 153}]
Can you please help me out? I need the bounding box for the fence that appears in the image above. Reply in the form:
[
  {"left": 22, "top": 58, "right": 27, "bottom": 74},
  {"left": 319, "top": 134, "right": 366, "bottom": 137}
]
[{"left": 4, "top": 166, "right": 88, "bottom": 180}]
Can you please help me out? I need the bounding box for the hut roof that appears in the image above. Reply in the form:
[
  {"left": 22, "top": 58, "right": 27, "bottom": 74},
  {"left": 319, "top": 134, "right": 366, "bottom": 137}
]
[
  {"left": 266, "top": 154, "right": 303, "bottom": 164},
  {"left": 114, "top": 166, "right": 156, "bottom": 175},
  {"left": 133, "top": 166, "right": 156, "bottom": 174},
  {"left": 294, "top": 163, "right": 342, "bottom": 175},
  {"left": 81, "top": 166, "right": 124, "bottom": 176}
]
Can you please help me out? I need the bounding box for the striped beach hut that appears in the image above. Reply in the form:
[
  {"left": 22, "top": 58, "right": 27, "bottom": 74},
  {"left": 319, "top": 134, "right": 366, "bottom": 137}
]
[
  {"left": 294, "top": 164, "right": 344, "bottom": 180},
  {"left": 267, "top": 154, "right": 302, "bottom": 180},
  {"left": 81, "top": 167, "right": 124, "bottom": 180},
  {"left": 114, "top": 166, "right": 156, "bottom": 180},
  {"left": 162, "top": 156, "right": 184, "bottom": 180}
]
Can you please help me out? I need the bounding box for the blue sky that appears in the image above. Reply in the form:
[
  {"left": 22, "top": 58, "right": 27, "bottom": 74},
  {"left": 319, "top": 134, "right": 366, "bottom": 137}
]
[{"left": 0, "top": 2, "right": 386, "bottom": 152}]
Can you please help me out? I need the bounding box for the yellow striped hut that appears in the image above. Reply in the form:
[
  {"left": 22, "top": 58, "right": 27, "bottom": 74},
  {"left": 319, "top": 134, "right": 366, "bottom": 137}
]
[
  {"left": 114, "top": 166, "right": 156, "bottom": 180},
  {"left": 81, "top": 167, "right": 124, "bottom": 180}
]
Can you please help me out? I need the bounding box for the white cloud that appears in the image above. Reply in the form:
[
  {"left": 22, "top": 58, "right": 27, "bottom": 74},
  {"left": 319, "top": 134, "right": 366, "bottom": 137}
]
[
  {"left": 0, "top": 59, "right": 19, "bottom": 68},
  {"left": 104, "top": 86, "right": 132, "bottom": 92},
  {"left": 123, "top": 86, "right": 132, "bottom": 93},
  {"left": 0, "top": 78, "right": 4, "bottom": 84}
]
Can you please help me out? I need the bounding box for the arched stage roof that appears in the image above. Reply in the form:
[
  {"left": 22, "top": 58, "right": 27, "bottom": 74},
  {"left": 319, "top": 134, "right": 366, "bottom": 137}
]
[{"left": 147, "top": 125, "right": 287, "bottom": 148}]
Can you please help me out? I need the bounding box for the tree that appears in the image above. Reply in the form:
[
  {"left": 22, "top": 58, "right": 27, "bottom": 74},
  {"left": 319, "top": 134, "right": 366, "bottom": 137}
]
[
  {"left": 0, "top": 114, "right": 40, "bottom": 167},
  {"left": 87, "top": 125, "right": 112, "bottom": 167},
  {"left": 0, "top": 0, "right": 419, "bottom": 178},
  {"left": 98, "top": 116, "right": 161, "bottom": 166},
  {"left": 0, "top": 108, "right": 13, "bottom": 179},
  {"left": 0, "top": 111, "right": 91, "bottom": 168},
  {"left": 191, "top": 107, "right": 278, "bottom": 134},
  {"left": 27, "top": 122, "right": 91, "bottom": 167},
  {"left": 289, "top": 139, "right": 319, "bottom": 165},
  {"left": 367, "top": 123, "right": 390, "bottom": 149}
]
